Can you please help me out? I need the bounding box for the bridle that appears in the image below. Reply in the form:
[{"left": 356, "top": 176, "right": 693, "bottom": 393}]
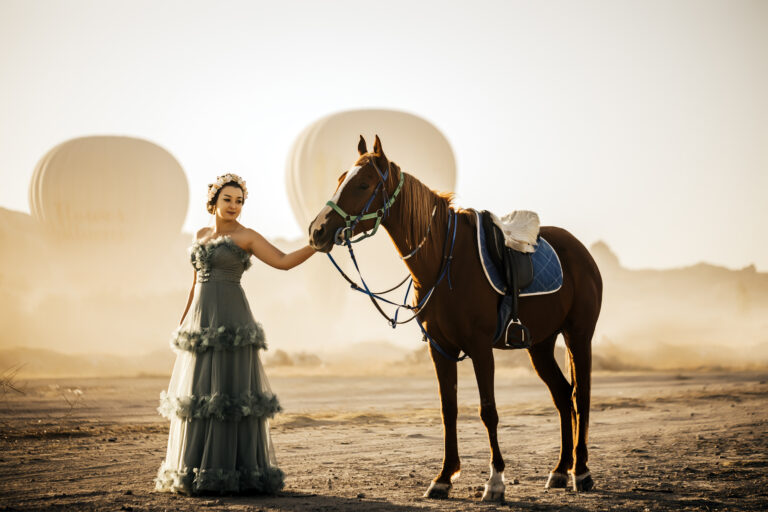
[
  {"left": 322, "top": 156, "right": 468, "bottom": 362},
  {"left": 325, "top": 157, "right": 404, "bottom": 245}
]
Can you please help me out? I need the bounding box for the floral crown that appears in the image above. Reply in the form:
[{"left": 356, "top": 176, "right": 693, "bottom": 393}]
[{"left": 207, "top": 173, "right": 248, "bottom": 213}]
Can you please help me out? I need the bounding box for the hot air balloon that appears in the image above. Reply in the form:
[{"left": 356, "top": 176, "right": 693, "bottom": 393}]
[
  {"left": 28, "top": 136, "right": 188, "bottom": 242},
  {"left": 286, "top": 109, "right": 456, "bottom": 229}
]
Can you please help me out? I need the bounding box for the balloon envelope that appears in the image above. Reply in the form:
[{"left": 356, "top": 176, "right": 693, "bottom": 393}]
[
  {"left": 286, "top": 109, "right": 456, "bottom": 228},
  {"left": 28, "top": 136, "right": 188, "bottom": 241}
]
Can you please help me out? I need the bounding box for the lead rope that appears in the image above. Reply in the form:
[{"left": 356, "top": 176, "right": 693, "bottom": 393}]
[
  {"left": 326, "top": 208, "right": 455, "bottom": 322},
  {"left": 328, "top": 209, "right": 469, "bottom": 362}
]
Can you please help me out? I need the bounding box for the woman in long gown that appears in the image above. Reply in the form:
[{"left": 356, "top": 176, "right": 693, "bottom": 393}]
[{"left": 154, "top": 173, "right": 316, "bottom": 495}]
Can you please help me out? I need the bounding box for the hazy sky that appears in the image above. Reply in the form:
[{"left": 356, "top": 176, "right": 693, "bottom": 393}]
[{"left": 1, "top": 0, "right": 766, "bottom": 271}]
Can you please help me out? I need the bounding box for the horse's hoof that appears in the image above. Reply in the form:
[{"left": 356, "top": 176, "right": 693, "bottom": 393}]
[
  {"left": 481, "top": 486, "right": 505, "bottom": 502},
  {"left": 423, "top": 481, "right": 451, "bottom": 499},
  {"left": 571, "top": 471, "right": 594, "bottom": 492},
  {"left": 544, "top": 471, "right": 568, "bottom": 489},
  {"left": 481, "top": 465, "right": 505, "bottom": 502},
  {"left": 545, "top": 471, "right": 569, "bottom": 489}
]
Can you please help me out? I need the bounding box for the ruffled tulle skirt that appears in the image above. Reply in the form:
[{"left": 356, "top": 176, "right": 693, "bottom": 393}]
[{"left": 154, "top": 281, "right": 283, "bottom": 495}]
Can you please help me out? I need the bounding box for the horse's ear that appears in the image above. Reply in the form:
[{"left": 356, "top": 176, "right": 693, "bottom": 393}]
[
  {"left": 358, "top": 135, "right": 367, "bottom": 155},
  {"left": 373, "top": 134, "right": 385, "bottom": 157}
]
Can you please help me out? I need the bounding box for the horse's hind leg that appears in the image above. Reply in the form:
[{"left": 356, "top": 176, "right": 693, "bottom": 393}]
[
  {"left": 472, "top": 347, "right": 505, "bottom": 502},
  {"left": 563, "top": 327, "right": 595, "bottom": 491},
  {"left": 528, "top": 333, "right": 574, "bottom": 489},
  {"left": 423, "top": 349, "right": 460, "bottom": 499}
]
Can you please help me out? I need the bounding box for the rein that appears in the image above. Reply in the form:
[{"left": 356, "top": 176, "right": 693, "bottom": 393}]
[
  {"left": 324, "top": 164, "right": 468, "bottom": 362},
  {"left": 402, "top": 205, "right": 437, "bottom": 261}
]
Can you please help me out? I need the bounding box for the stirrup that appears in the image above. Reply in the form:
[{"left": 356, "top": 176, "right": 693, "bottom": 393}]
[{"left": 504, "top": 319, "right": 531, "bottom": 349}]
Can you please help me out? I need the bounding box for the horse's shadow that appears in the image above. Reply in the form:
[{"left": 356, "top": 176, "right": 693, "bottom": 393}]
[{"left": 219, "top": 491, "right": 594, "bottom": 511}]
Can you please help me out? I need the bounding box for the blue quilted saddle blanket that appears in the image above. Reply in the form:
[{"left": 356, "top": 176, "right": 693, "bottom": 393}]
[{"left": 473, "top": 210, "right": 563, "bottom": 297}]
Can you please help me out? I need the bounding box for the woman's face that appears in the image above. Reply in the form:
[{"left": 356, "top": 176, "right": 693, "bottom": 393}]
[{"left": 214, "top": 185, "right": 244, "bottom": 220}]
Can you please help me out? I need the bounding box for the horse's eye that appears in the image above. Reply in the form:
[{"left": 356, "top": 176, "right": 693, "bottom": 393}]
[{"left": 358, "top": 183, "right": 370, "bottom": 190}]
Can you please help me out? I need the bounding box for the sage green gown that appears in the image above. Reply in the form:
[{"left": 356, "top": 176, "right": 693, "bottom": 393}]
[{"left": 154, "top": 235, "right": 284, "bottom": 495}]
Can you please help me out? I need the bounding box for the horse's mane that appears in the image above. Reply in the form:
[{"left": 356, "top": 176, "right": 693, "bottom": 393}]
[{"left": 394, "top": 165, "right": 454, "bottom": 248}]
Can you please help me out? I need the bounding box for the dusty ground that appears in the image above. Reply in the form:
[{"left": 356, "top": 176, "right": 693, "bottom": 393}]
[{"left": 1, "top": 370, "right": 767, "bottom": 511}]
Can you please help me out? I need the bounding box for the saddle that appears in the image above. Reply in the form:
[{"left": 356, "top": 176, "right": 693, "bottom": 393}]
[{"left": 480, "top": 210, "right": 534, "bottom": 349}]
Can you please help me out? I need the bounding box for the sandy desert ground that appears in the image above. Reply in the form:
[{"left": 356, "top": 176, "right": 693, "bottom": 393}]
[{"left": 1, "top": 369, "right": 767, "bottom": 511}]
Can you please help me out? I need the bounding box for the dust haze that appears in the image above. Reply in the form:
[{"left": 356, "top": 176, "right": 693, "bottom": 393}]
[{"left": 1, "top": 206, "right": 766, "bottom": 378}]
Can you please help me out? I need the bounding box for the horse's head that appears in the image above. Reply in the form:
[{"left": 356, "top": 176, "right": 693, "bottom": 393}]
[{"left": 308, "top": 135, "right": 400, "bottom": 252}]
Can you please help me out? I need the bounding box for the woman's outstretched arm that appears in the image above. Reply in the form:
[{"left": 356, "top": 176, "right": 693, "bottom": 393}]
[{"left": 246, "top": 230, "right": 316, "bottom": 270}]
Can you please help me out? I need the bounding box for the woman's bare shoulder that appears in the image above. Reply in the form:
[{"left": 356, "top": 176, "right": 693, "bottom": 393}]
[
  {"left": 194, "top": 227, "right": 213, "bottom": 241},
  {"left": 239, "top": 227, "right": 266, "bottom": 245}
]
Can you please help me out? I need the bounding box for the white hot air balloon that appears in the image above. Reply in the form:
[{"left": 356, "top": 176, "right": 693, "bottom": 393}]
[
  {"left": 286, "top": 109, "right": 457, "bottom": 230},
  {"left": 29, "top": 136, "right": 188, "bottom": 242}
]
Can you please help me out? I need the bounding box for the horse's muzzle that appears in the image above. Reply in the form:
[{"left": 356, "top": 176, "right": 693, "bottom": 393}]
[
  {"left": 308, "top": 213, "right": 336, "bottom": 253},
  {"left": 309, "top": 230, "right": 334, "bottom": 253}
]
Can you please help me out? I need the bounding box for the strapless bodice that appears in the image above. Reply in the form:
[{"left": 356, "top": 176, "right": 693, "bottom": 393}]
[{"left": 189, "top": 235, "right": 253, "bottom": 283}]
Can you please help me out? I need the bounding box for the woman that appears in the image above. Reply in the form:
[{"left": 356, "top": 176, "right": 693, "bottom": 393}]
[{"left": 154, "top": 173, "right": 316, "bottom": 495}]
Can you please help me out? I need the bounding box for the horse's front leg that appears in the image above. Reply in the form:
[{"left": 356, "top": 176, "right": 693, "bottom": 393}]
[
  {"left": 423, "top": 347, "right": 460, "bottom": 499},
  {"left": 472, "top": 348, "right": 506, "bottom": 502}
]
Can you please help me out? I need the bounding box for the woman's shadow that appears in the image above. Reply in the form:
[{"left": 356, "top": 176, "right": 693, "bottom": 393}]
[{"left": 219, "top": 490, "right": 594, "bottom": 511}]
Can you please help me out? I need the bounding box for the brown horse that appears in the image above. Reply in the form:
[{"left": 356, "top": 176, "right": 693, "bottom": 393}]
[{"left": 308, "top": 135, "right": 602, "bottom": 501}]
